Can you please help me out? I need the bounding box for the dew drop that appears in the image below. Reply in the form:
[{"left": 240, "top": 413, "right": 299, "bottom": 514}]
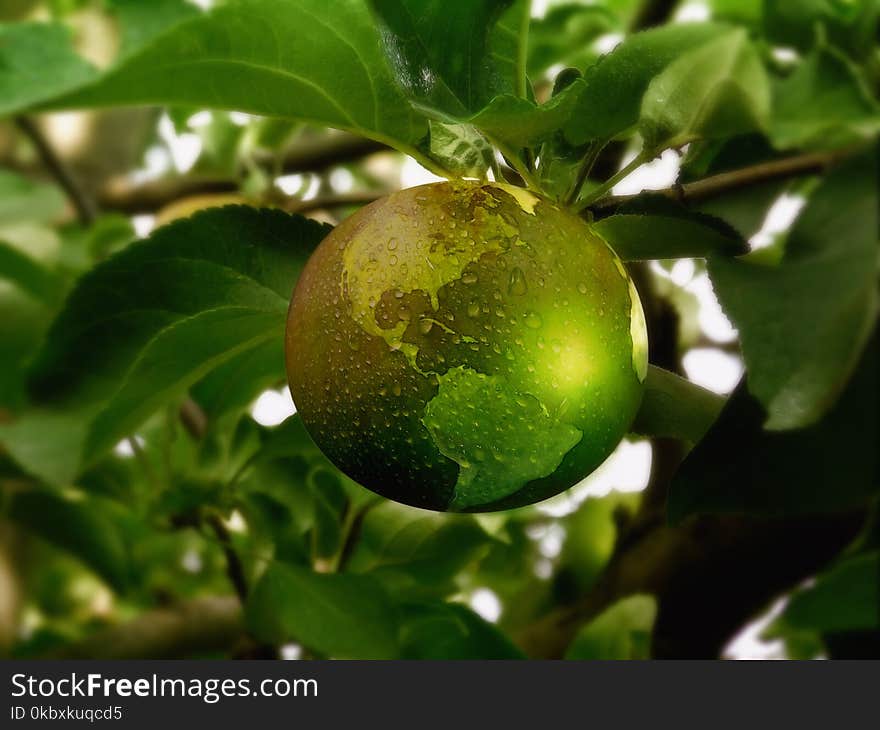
[
  {"left": 467, "top": 301, "right": 481, "bottom": 318},
  {"left": 508, "top": 267, "right": 528, "bottom": 296},
  {"left": 525, "top": 311, "right": 543, "bottom": 329}
]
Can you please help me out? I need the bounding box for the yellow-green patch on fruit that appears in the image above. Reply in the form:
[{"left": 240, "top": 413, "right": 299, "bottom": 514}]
[{"left": 286, "top": 181, "right": 647, "bottom": 512}]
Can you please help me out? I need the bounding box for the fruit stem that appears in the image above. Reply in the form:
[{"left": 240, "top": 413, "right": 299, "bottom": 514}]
[
  {"left": 564, "top": 140, "right": 605, "bottom": 207},
  {"left": 574, "top": 150, "right": 651, "bottom": 212}
]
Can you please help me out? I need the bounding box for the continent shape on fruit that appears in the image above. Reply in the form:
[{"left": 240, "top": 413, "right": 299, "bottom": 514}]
[{"left": 286, "top": 181, "right": 648, "bottom": 512}]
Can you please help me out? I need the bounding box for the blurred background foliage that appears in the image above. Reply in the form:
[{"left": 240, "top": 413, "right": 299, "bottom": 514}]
[{"left": 0, "top": 0, "right": 877, "bottom": 659}]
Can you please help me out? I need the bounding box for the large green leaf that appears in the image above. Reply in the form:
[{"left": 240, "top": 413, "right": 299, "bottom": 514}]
[
  {"left": 369, "top": 0, "right": 518, "bottom": 117},
  {"left": 246, "top": 562, "right": 400, "bottom": 659},
  {"left": 108, "top": 0, "right": 200, "bottom": 56},
  {"left": 8, "top": 489, "right": 129, "bottom": 591},
  {"left": 708, "top": 151, "right": 878, "bottom": 429},
  {"left": 639, "top": 29, "right": 770, "bottom": 152},
  {"left": 563, "top": 22, "right": 728, "bottom": 145},
  {"left": 594, "top": 195, "right": 748, "bottom": 261},
  {"left": 0, "top": 21, "right": 96, "bottom": 117},
  {"left": 469, "top": 82, "right": 581, "bottom": 148},
  {"left": 0, "top": 207, "right": 327, "bottom": 484},
  {"left": 34, "top": 0, "right": 427, "bottom": 153},
  {"left": 771, "top": 46, "right": 880, "bottom": 151},
  {"left": 565, "top": 595, "right": 657, "bottom": 659},
  {"left": 346, "top": 501, "right": 491, "bottom": 597},
  {"left": 780, "top": 551, "right": 880, "bottom": 633},
  {"left": 399, "top": 601, "right": 524, "bottom": 659},
  {"left": 668, "top": 331, "right": 878, "bottom": 522}
]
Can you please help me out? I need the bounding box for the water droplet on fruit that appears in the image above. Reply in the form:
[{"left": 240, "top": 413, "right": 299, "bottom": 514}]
[
  {"left": 508, "top": 267, "right": 528, "bottom": 295},
  {"left": 525, "top": 311, "right": 543, "bottom": 329}
]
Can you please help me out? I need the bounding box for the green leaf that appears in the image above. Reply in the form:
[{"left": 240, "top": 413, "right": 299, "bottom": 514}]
[
  {"left": 640, "top": 29, "right": 770, "bottom": 152},
  {"left": 526, "top": 3, "right": 617, "bottom": 76},
  {"left": 0, "top": 21, "right": 96, "bottom": 118},
  {"left": 8, "top": 489, "right": 129, "bottom": 590},
  {"left": 190, "top": 338, "right": 285, "bottom": 422},
  {"left": 491, "top": 0, "right": 529, "bottom": 99},
  {"left": 631, "top": 365, "right": 724, "bottom": 444},
  {"left": 0, "top": 170, "right": 67, "bottom": 225},
  {"left": 594, "top": 196, "right": 748, "bottom": 261},
  {"left": 781, "top": 552, "right": 880, "bottom": 633},
  {"left": 426, "top": 121, "right": 494, "bottom": 178},
  {"left": 1, "top": 207, "right": 327, "bottom": 484},
  {"left": 470, "top": 82, "right": 582, "bottom": 148},
  {"left": 37, "top": 0, "right": 427, "bottom": 153},
  {"left": 0, "top": 241, "right": 62, "bottom": 303},
  {"left": 771, "top": 46, "right": 880, "bottom": 151},
  {"left": 246, "top": 562, "right": 399, "bottom": 659},
  {"left": 668, "top": 331, "right": 879, "bottom": 522},
  {"left": 708, "top": 151, "right": 878, "bottom": 429},
  {"left": 370, "top": 0, "right": 518, "bottom": 117},
  {"left": 346, "top": 501, "right": 491, "bottom": 597},
  {"left": 565, "top": 595, "right": 657, "bottom": 659},
  {"left": 563, "top": 22, "right": 729, "bottom": 145},
  {"left": 764, "top": 0, "right": 880, "bottom": 59},
  {"left": 399, "top": 601, "right": 524, "bottom": 659},
  {"left": 108, "top": 0, "right": 200, "bottom": 56}
]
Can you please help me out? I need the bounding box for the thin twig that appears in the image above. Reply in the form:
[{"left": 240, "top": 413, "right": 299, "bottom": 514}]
[
  {"left": 284, "top": 190, "right": 388, "bottom": 215},
  {"left": 591, "top": 149, "right": 849, "bottom": 213},
  {"left": 14, "top": 115, "right": 97, "bottom": 226},
  {"left": 207, "top": 515, "right": 249, "bottom": 603}
]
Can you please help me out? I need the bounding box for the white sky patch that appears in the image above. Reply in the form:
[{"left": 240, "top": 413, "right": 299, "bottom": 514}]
[
  {"left": 401, "top": 156, "right": 446, "bottom": 189},
  {"left": 538, "top": 523, "right": 566, "bottom": 559},
  {"left": 674, "top": 2, "right": 710, "bottom": 22},
  {"left": 251, "top": 387, "right": 297, "bottom": 426},
  {"left": 469, "top": 588, "right": 502, "bottom": 623},
  {"left": 683, "top": 348, "right": 743, "bottom": 394},
  {"left": 158, "top": 114, "right": 201, "bottom": 173},
  {"left": 329, "top": 167, "right": 355, "bottom": 193},
  {"left": 530, "top": 0, "right": 551, "bottom": 18},
  {"left": 181, "top": 549, "right": 203, "bottom": 574},
  {"left": 613, "top": 149, "right": 681, "bottom": 196},
  {"left": 113, "top": 435, "right": 145, "bottom": 458},
  {"left": 228, "top": 112, "right": 256, "bottom": 126},
  {"left": 276, "top": 173, "right": 305, "bottom": 196},
  {"left": 281, "top": 643, "right": 303, "bottom": 660},
  {"left": 594, "top": 32, "right": 624, "bottom": 55},
  {"left": 186, "top": 110, "right": 213, "bottom": 129},
  {"left": 132, "top": 214, "right": 156, "bottom": 239},
  {"left": 538, "top": 438, "right": 653, "bottom": 516},
  {"left": 687, "top": 271, "right": 738, "bottom": 343},
  {"left": 723, "top": 596, "right": 790, "bottom": 660},
  {"left": 130, "top": 145, "right": 172, "bottom": 184},
  {"left": 772, "top": 47, "right": 800, "bottom": 64},
  {"left": 750, "top": 193, "right": 807, "bottom": 251},
  {"left": 223, "top": 510, "right": 247, "bottom": 534}
]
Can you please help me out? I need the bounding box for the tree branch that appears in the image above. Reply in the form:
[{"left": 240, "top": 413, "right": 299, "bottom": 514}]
[
  {"left": 284, "top": 190, "right": 387, "bottom": 215},
  {"left": 591, "top": 149, "right": 848, "bottom": 214},
  {"left": 14, "top": 116, "right": 97, "bottom": 226},
  {"left": 98, "top": 133, "right": 387, "bottom": 214},
  {"left": 54, "top": 596, "right": 243, "bottom": 659},
  {"left": 207, "top": 515, "right": 249, "bottom": 603}
]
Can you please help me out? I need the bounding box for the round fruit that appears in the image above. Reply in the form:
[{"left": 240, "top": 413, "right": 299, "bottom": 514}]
[{"left": 286, "top": 181, "right": 648, "bottom": 512}]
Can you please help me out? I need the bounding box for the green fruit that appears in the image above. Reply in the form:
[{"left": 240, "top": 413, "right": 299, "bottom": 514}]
[{"left": 286, "top": 181, "right": 648, "bottom": 512}]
